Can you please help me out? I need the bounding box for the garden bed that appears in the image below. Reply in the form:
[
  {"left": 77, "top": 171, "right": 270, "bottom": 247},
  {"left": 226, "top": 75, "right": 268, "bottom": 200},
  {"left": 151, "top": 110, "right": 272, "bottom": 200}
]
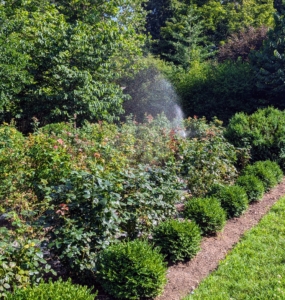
[{"left": 153, "top": 178, "right": 285, "bottom": 300}]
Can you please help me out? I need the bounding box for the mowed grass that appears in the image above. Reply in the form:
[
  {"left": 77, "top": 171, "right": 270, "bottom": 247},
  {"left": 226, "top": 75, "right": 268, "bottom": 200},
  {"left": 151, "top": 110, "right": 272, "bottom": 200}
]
[{"left": 184, "top": 195, "right": 285, "bottom": 300}]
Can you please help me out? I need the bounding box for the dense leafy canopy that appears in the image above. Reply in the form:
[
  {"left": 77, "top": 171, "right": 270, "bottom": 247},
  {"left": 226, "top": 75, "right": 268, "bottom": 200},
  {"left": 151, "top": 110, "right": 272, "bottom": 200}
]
[
  {"left": 250, "top": 13, "right": 285, "bottom": 107},
  {"left": 0, "top": 0, "right": 145, "bottom": 131}
]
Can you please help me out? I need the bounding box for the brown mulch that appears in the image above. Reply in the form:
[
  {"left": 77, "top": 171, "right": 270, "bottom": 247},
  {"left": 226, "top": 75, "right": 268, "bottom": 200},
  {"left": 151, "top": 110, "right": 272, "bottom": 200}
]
[{"left": 155, "top": 178, "right": 285, "bottom": 300}]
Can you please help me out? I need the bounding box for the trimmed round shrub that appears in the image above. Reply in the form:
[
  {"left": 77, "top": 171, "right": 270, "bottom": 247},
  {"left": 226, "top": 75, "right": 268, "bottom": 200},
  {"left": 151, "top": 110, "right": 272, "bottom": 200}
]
[
  {"left": 236, "top": 174, "right": 265, "bottom": 203},
  {"left": 213, "top": 185, "right": 249, "bottom": 218},
  {"left": 183, "top": 197, "right": 227, "bottom": 235},
  {"left": 6, "top": 278, "right": 97, "bottom": 300},
  {"left": 206, "top": 184, "right": 225, "bottom": 197},
  {"left": 96, "top": 240, "right": 167, "bottom": 299},
  {"left": 262, "top": 160, "right": 283, "bottom": 183},
  {"left": 152, "top": 219, "right": 202, "bottom": 262},
  {"left": 242, "top": 161, "right": 278, "bottom": 191}
]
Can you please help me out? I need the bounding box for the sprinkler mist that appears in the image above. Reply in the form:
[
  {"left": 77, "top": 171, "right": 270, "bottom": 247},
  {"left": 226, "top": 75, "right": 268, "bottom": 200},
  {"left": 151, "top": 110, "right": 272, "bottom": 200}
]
[{"left": 122, "top": 68, "right": 187, "bottom": 138}]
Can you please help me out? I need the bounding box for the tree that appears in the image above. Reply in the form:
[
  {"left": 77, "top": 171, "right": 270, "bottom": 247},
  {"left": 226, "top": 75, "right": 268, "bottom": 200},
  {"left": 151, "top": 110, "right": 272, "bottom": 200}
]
[
  {"left": 196, "top": 0, "right": 275, "bottom": 44},
  {"left": 250, "top": 13, "right": 285, "bottom": 107},
  {"left": 0, "top": 0, "right": 146, "bottom": 131},
  {"left": 144, "top": 0, "right": 211, "bottom": 68},
  {"left": 144, "top": 0, "right": 275, "bottom": 54},
  {"left": 218, "top": 26, "right": 268, "bottom": 62},
  {"left": 143, "top": 0, "right": 173, "bottom": 42},
  {"left": 159, "top": 7, "right": 212, "bottom": 68}
]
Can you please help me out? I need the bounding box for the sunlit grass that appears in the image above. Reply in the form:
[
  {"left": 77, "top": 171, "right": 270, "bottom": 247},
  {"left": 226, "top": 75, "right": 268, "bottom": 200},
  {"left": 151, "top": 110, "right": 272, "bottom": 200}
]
[{"left": 184, "top": 195, "right": 285, "bottom": 300}]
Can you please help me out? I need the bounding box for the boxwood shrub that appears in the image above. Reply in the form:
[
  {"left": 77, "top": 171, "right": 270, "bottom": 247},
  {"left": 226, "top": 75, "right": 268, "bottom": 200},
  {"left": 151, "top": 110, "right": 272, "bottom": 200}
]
[
  {"left": 96, "top": 240, "right": 167, "bottom": 299},
  {"left": 236, "top": 175, "right": 265, "bottom": 203},
  {"left": 152, "top": 219, "right": 202, "bottom": 262},
  {"left": 262, "top": 160, "right": 283, "bottom": 183},
  {"left": 213, "top": 185, "right": 249, "bottom": 218},
  {"left": 6, "top": 278, "right": 97, "bottom": 300},
  {"left": 241, "top": 161, "right": 278, "bottom": 191},
  {"left": 183, "top": 197, "right": 227, "bottom": 235}
]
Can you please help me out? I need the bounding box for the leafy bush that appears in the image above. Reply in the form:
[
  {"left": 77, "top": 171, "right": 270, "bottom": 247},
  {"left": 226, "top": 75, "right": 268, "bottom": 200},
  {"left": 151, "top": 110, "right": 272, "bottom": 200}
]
[
  {"left": 96, "top": 240, "right": 167, "bottom": 299},
  {"left": 6, "top": 278, "right": 97, "bottom": 300},
  {"left": 236, "top": 175, "right": 265, "bottom": 203},
  {"left": 39, "top": 122, "right": 75, "bottom": 136},
  {"left": 218, "top": 26, "right": 268, "bottom": 62},
  {"left": 183, "top": 197, "right": 227, "bottom": 235},
  {"left": 0, "top": 224, "right": 54, "bottom": 298},
  {"left": 262, "top": 160, "right": 283, "bottom": 183},
  {"left": 118, "top": 164, "right": 180, "bottom": 238},
  {"left": 241, "top": 161, "right": 279, "bottom": 191},
  {"left": 39, "top": 169, "right": 122, "bottom": 277},
  {"left": 212, "top": 185, "right": 249, "bottom": 218},
  {"left": 39, "top": 164, "right": 179, "bottom": 276},
  {"left": 225, "top": 107, "right": 285, "bottom": 168},
  {"left": 179, "top": 117, "right": 238, "bottom": 196},
  {"left": 174, "top": 60, "right": 258, "bottom": 124},
  {"left": 152, "top": 219, "right": 202, "bottom": 262},
  {"left": 0, "top": 123, "right": 27, "bottom": 201}
]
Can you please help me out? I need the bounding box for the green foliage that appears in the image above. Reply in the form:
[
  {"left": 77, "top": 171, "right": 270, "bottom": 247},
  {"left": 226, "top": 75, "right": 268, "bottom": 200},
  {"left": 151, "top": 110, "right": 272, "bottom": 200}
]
[
  {"left": 144, "top": 0, "right": 274, "bottom": 55},
  {"left": 0, "top": 123, "right": 26, "bottom": 201},
  {"left": 174, "top": 60, "right": 258, "bottom": 124},
  {"left": 158, "top": 6, "right": 212, "bottom": 69},
  {"left": 197, "top": 0, "right": 272, "bottom": 45},
  {"left": 250, "top": 13, "right": 285, "bottom": 105},
  {"left": 262, "top": 160, "right": 284, "bottom": 183},
  {"left": 236, "top": 175, "right": 265, "bottom": 203},
  {"left": 0, "top": 223, "right": 54, "bottom": 298},
  {"left": 152, "top": 219, "right": 202, "bottom": 262},
  {"left": 118, "top": 164, "right": 180, "bottom": 238},
  {"left": 212, "top": 185, "right": 249, "bottom": 218},
  {"left": 180, "top": 117, "right": 238, "bottom": 196},
  {"left": 96, "top": 240, "right": 167, "bottom": 299},
  {"left": 241, "top": 161, "right": 280, "bottom": 191},
  {"left": 39, "top": 162, "right": 179, "bottom": 276},
  {"left": 0, "top": 115, "right": 245, "bottom": 283},
  {"left": 38, "top": 169, "right": 122, "bottom": 277},
  {"left": 183, "top": 197, "right": 226, "bottom": 235},
  {"left": 6, "top": 278, "right": 97, "bottom": 300},
  {"left": 0, "top": 1, "right": 145, "bottom": 131},
  {"left": 218, "top": 26, "right": 268, "bottom": 62},
  {"left": 184, "top": 195, "right": 285, "bottom": 300},
  {"left": 226, "top": 107, "right": 285, "bottom": 168}
]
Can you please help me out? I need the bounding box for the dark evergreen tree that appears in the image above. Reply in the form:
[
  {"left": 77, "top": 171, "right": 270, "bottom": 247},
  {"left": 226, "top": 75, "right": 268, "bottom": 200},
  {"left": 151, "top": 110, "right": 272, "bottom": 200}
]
[{"left": 250, "top": 13, "right": 285, "bottom": 107}]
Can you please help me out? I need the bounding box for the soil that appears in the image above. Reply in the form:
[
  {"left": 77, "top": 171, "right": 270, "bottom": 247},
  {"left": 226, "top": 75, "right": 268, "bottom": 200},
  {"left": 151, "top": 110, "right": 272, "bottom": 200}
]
[{"left": 155, "top": 178, "right": 285, "bottom": 300}]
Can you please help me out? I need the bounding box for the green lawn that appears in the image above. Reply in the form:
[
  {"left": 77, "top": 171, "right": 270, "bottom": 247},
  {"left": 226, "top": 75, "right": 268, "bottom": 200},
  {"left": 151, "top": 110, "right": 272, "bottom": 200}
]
[{"left": 184, "top": 195, "right": 285, "bottom": 300}]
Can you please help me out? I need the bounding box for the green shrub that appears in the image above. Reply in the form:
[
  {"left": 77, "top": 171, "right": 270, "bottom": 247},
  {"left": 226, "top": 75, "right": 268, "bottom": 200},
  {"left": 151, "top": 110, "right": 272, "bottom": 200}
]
[
  {"left": 183, "top": 197, "right": 227, "bottom": 235},
  {"left": 242, "top": 161, "right": 278, "bottom": 191},
  {"left": 152, "top": 219, "right": 202, "bottom": 262},
  {"left": 6, "top": 278, "right": 97, "bottom": 300},
  {"left": 213, "top": 185, "right": 249, "bottom": 218},
  {"left": 236, "top": 175, "right": 265, "bottom": 202},
  {"left": 39, "top": 122, "right": 74, "bottom": 136},
  {"left": 262, "top": 160, "right": 283, "bottom": 183},
  {"left": 174, "top": 60, "right": 257, "bottom": 124},
  {"left": 39, "top": 164, "right": 179, "bottom": 276},
  {"left": 96, "top": 240, "right": 167, "bottom": 299},
  {"left": 225, "top": 107, "right": 285, "bottom": 168},
  {"left": 180, "top": 117, "right": 238, "bottom": 197},
  {"left": 0, "top": 225, "right": 54, "bottom": 298}
]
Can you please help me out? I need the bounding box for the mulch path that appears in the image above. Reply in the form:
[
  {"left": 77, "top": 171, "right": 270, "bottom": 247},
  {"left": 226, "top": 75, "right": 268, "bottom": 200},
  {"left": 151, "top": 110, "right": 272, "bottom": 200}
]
[{"left": 155, "top": 178, "right": 285, "bottom": 300}]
